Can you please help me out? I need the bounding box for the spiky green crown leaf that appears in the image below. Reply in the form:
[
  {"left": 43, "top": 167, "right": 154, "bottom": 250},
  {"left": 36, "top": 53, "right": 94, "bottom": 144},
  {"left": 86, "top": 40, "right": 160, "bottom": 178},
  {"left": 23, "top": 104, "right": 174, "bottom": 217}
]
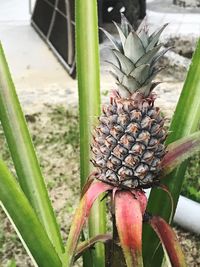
[{"left": 102, "top": 14, "right": 168, "bottom": 97}]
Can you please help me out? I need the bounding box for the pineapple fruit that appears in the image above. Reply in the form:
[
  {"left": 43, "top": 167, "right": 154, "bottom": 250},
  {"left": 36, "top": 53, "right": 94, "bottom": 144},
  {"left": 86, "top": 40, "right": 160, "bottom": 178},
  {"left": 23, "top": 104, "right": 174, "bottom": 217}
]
[{"left": 92, "top": 15, "right": 169, "bottom": 189}]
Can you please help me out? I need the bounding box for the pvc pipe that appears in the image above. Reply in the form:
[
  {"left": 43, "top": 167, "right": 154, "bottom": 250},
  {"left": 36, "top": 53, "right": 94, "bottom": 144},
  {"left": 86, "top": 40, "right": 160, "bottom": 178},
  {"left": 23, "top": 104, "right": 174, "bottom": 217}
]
[
  {"left": 145, "top": 190, "right": 200, "bottom": 234},
  {"left": 174, "top": 195, "right": 200, "bottom": 234}
]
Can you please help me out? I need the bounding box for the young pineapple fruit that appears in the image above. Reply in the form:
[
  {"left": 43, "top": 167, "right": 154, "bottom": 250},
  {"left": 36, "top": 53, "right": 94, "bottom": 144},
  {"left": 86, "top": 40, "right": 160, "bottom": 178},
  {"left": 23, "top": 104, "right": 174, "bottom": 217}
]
[{"left": 92, "top": 15, "right": 168, "bottom": 189}]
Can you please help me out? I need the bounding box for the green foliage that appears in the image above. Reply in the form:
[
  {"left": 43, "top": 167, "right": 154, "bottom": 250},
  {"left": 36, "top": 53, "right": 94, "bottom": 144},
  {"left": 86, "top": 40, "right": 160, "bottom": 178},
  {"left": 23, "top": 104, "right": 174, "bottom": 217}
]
[
  {"left": 0, "top": 106, "right": 80, "bottom": 265},
  {"left": 182, "top": 152, "right": 200, "bottom": 202},
  {"left": 75, "top": 0, "right": 106, "bottom": 266},
  {"left": 143, "top": 38, "right": 200, "bottom": 266},
  {"left": 0, "top": 43, "right": 64, "bottom": 260},
  {"left": 0, "top": 160, "right": 62, "bottom": 267}
]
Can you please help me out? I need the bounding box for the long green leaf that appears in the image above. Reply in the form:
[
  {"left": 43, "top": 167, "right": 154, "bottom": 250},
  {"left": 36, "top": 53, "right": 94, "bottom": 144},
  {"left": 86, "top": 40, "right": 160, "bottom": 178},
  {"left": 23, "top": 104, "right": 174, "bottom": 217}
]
[
  {"left": 0, "top": 43, "right": 64, "bottom": 258},
  {"left": 0, "top": 160, "right": 62, "bottom": 267},
  {"left": 143, "top": 39, "right": 200, "bottom": 266},
  {"left": 75, "top": 1, "right": 106, "bottom": 266}
]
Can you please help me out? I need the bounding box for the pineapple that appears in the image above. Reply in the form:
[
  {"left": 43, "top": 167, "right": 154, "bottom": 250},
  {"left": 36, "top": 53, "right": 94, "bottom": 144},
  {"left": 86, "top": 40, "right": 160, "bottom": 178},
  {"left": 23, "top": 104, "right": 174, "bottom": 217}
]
[{"left": 92, "top": 15, "right": 169, "bottom": 189}]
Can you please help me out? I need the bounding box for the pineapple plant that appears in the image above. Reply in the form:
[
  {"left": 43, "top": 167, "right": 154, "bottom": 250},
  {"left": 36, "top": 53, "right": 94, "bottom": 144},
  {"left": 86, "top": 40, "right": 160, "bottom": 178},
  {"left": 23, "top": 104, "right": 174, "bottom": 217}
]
[
  {"left": 92, "top": 15, "right": 168, "bottom": 190},
  {"left": 1, "top": 3, "right": 200, "bottom": 265}
]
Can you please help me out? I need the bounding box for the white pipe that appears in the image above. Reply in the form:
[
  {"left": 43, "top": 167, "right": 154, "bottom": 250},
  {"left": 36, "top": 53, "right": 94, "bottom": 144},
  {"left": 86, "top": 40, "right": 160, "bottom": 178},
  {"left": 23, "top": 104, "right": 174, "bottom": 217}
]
[
  {"left": 145, "top": 190, "right": 200, "bottom": 234},
  {"left": 174, "top": 195, "right": 200, "bottom": 234}
]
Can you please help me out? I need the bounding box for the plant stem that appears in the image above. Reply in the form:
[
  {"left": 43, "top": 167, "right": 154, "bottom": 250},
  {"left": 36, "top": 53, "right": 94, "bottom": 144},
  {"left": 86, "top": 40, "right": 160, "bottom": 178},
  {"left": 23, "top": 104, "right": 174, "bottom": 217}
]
[
  {"left": 75, "top": 0, "right": 106, "bottom": 266},
  {"left": 110, "top": 214, "right": 126, "bottom": 267}
]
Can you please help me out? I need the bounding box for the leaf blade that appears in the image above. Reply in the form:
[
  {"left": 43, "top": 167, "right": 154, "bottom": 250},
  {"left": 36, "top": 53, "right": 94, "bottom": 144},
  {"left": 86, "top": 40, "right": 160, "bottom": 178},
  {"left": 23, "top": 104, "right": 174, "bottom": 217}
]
[
  {"left": 162, "top": 131, "right": 200, "bottom": 176},
  {"left": 75, "top": 234, "right": 112, "bottom": 260},
  {"left": 146, "top": 24, "right": 168, "bottom": 51},
  {"left": 75, "top": 1, "right": 107, "bottom": 265},
  {"left": 113, "top": 50, "right": 134, "bottom": 74},
  {"left": 0, "top": 160, "right": 62, "bottom": 267},
  {"left": 100, "top": 27, "right": 122, "bottom": 51},
  {"left": 0, "top": 42, "right": 64, "bottom": 258},
  {"left": 143, "top": 38, "right": 200, "bottom": 267},
  {"left": 149, "top": 216, "right": 187, "bottom": 267},
  {"left": 65, "top": 181, "right": 112, "bottom": 266},
  {"left": 115, "top": 191, "right": 147, "bottom": 267},
  {"left": 124, "top": 32, "right": 145, "bottom": 64}
]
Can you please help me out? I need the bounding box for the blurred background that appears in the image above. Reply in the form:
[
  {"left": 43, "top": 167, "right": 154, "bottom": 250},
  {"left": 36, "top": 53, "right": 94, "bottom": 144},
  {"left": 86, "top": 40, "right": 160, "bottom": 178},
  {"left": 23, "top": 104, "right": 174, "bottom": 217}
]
[{"left": 0, "top": 0, "right": 200, "bottom": 114}]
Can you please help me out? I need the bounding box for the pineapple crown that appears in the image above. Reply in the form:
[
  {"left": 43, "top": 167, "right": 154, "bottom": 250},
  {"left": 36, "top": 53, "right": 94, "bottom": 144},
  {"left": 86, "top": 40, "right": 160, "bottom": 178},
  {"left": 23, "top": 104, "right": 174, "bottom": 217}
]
[{"left": 102, "top": 14, "right": 169, "bottom": 97}]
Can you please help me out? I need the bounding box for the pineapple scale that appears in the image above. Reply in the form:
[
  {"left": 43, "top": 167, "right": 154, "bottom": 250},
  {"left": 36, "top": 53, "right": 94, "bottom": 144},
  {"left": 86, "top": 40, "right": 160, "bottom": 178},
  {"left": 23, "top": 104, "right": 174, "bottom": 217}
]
[{"left": 92, "top": 94, "right": 167, "bottom": 189}]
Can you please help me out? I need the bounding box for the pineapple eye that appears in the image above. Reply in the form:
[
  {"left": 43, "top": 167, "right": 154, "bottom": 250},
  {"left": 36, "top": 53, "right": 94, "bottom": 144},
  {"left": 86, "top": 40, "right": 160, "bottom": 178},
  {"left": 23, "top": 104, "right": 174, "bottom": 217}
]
[
  {"left": 105, "top": 139, "right": 114, "bottom": 149},
  {"left": 99, "top": 145, "right": 110, "bottom": 155},
  {"left": 112, "top": 144, "right": 128, "bottom": 160},
  {"left": 130, "top": 110, "right": 142, "bottom": 122},
  {"left": 155, "top": 144, "right": 166, "bottom": 157},
  {"left": 109, "top": 114, "right": 118, "bottom": 124},
  {"left": 110, "top": 125, "right": 124, "bottom": 139},
  {"left": 118, "top": 145, "right": 128, "bottom": 156},
  {"left": 95, "top": 158, "right": 106, "bottom": 168},
  {"left": 106, "top": 135, "right": 117, "bottom": 145},
  {"left": 142, "top": 151, "right": 154, "bottom": 161},
  {"left": 116, "top": 101, "right": 124, "bottom": 114},
  {"left": 105, "top": 170, "right": 118, "bottom": 182},
  {"left": 150, "top": 158, "right": 162, "bottom": 173},
  {"left": 141, "top": 116, "right": 153, "bottom": 129},
  {"left": 151, "top": 123, "right": 161, "bottom": 135},
  {"left": 148, "top": 138, "right": 159, "bottom": 148},
  {"left": 134, "top": 164, "right": 149, "bottom": 179},
  {"left": 99, "top": 116, "right": 110, "bottom": 126},
  {"left": 157, "top": 129, "right": 167, "bottom": 141},
  {"left": 95, "top": 136, "right": 104, "bottom": 145},
  {"left": 107, "top": 156, "right": 121, "bottom": 171},
  {"left": 126, "top": 122, "right": 140, "bottom": 137},
  {"left": 118, "top": 166, "right": 133, "bottom": 180},
  {"left": 99, "top": 125, "right": 110, "bottom": 135},
  {"left": 142, "top": 173, "right": 154, "bottom": 184},
  {"left": 105, "top": 169, "right": 112, "bottom": 177},
  {"left": 108, "top": 173, "right": 118, "bottom": 182},
  {"left": 151, "top": 158, "right": 161, "bottom": 168},
  {"left": 137, "top": 131, "right": 151, "bottom": 145},
  {"left": 100, "top": 115, "right": 118, "bottom": 127},
  {"left": 117, "top": 114, "right": 130, "bottom": 126},
  {"left": 92, "top": 146, "right": 99, "bottom": 155},
  {"left": 103, "top": 104, "right": 117, "bottom": 116},
  {"left": 109, "top": 155, "right": 121, "bottom": 166},
  {"left": 106, "top": 160, "right": 115, "bottom": 171},
  {"left": 119, "top": 134, "right": 135, "bottom": 149},
  {"left": 131, "top": 143, "right": 145, "bottom": 155},
  {"left": 124, "top": 154, "right": 140, "bottom": 167}
]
